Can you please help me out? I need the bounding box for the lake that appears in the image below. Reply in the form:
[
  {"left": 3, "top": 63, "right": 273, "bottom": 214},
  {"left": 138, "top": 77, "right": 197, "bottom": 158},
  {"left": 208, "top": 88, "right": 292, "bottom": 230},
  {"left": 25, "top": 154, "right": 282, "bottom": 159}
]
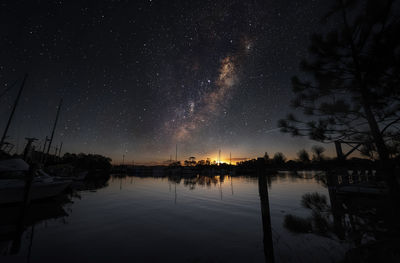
[{"left": 0, "top": 172, "right": 393, "bottom": 262}]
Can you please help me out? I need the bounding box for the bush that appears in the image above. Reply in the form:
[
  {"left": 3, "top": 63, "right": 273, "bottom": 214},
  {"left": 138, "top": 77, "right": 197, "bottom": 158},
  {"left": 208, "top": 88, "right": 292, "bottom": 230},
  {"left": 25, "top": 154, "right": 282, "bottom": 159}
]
[{"left": 284, "top": 214, "right": 312, "bottom": 233}]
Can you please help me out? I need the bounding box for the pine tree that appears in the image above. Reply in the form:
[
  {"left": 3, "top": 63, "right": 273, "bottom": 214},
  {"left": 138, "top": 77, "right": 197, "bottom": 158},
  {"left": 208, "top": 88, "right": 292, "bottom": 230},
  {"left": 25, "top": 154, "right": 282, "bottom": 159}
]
[{"left": 279, "top": 0, "right": 400, "bottom": 162}]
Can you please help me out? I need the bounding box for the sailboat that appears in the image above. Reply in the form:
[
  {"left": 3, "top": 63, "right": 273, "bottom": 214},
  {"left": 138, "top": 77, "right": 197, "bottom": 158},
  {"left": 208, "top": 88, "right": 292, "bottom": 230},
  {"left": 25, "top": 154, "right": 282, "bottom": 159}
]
[{"left": 0, "top": 159, "right": 71, "bottom": 205}]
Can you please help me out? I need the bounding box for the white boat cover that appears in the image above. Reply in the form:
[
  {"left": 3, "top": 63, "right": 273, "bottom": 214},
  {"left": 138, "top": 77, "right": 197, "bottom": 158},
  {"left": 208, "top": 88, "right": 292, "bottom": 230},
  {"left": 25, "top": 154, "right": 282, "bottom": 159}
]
[{"left": 0, "top": 159, "right": 29, "bottom": 172}]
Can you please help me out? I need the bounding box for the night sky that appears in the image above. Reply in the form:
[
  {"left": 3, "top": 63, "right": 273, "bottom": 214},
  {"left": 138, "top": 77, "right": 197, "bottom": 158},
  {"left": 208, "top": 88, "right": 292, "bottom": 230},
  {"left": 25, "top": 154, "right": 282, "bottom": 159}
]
[{"left": 0, "top": 0, "right": 334, "bottom": 164}]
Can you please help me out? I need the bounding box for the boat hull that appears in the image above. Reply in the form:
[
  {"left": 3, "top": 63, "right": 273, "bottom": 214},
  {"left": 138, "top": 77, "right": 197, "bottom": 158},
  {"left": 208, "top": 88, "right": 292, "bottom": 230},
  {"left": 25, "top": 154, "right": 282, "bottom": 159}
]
[{"left": 0, "top": 180, "right": 71, "bottom": 205}]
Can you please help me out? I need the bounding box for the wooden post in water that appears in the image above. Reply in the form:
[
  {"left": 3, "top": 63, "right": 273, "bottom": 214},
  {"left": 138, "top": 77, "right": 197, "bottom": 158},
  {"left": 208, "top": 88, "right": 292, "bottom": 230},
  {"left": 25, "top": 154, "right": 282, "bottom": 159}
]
[
  {"left": 0, "top": 74, "right": 27, "bottom": 149},
  {"left": 257, "top": 159, "right": 274, "bottom": 263},
  {"left": 326, "top": 172, "right": 345, "bottom": 240}
]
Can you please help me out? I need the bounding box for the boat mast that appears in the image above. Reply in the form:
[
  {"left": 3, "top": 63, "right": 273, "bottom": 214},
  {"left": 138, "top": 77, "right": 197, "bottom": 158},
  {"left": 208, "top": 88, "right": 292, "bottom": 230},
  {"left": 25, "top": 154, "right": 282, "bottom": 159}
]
[
  {"left": 40, "top": 136, "right": 48, "bottom": 163},
  {"left": 46, "top": 99, "right": 63, "bottom": 157},
  {"left": 175, "top": 143, "right": 178, "bottom": 162},
  {"left": 58, "top": 142, "right": 63, "bottom": 157},
  {"left": 0, "top": 74, "right": 28, "bottom": 149}
]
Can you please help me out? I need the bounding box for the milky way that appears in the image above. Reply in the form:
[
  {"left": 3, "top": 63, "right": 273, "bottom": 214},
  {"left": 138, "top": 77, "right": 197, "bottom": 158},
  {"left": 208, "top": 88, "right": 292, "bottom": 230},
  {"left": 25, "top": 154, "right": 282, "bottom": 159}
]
[
  {"left": 165, "top": 39, "right": 250, "bottom": 143},
  {"left": 0, "top": 0, "right": 334, "bottom": 163}
]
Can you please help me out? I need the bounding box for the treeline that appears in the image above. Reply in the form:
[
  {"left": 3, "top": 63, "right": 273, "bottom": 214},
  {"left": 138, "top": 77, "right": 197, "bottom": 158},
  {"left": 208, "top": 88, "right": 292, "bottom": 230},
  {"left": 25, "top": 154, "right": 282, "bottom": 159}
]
[
  {"left": 58, "top": 153, "right": 112, "bottom": 172},
  {"left": 2, "top": 149, "right": 112, "bottom": 173},
  {"left": 45, "top": 152, "right": 112, "bottom": 179},
  {"left": 168, "top": 158, "right": 231, "bottom": 169},
  {"left": 168, "top": 157, "right": 219, "bottom": 167},
  {"left": 237, "top": 148, "right": 393, "bottom": 171},
  {"left": 168, "top": 144, "right": 398, "bottom": 171}
]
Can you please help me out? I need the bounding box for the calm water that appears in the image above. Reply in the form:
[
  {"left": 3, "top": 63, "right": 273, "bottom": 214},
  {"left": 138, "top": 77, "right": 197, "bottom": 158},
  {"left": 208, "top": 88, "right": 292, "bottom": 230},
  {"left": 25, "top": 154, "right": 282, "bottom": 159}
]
[{"left": 0, "top": 172, "right": 362, "bottom": 262}]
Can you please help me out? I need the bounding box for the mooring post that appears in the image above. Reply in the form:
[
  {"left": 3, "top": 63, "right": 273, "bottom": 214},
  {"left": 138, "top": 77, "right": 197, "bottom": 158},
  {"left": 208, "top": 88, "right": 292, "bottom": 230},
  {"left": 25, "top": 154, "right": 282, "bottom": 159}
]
[
  {"left": 326, "top": 172, "right": 345, "bottom": 240},
  {"left": 257, "top": 159, "right": 274, "bottom": 263}
]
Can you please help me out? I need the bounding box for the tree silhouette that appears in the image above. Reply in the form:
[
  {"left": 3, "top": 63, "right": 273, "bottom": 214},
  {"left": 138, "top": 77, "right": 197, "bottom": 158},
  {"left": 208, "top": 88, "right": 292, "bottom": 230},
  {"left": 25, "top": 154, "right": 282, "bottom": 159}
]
[
  {"left": 189, "top": 156, "right": 196, "bottom": 166},
  {"left": 264, "top": 152, "right": 270, "bottom": 161},
  {"left": 184, "top": 156, "right": 197, "bottom": 166},
  {"left": 272, "top": 152, "right": 286, "bottom": 166},
  {"left": 197, "top": 160, "right": 206, "bottom": 166},
  {"left": 297, "top": 149, "right": 311, "bottom": 164},
  {"left": 278, "top": 0, "right": 400, "bottom": 162},
  {"left": 311, "top": 145, "right": 326, "bottom": 161}
]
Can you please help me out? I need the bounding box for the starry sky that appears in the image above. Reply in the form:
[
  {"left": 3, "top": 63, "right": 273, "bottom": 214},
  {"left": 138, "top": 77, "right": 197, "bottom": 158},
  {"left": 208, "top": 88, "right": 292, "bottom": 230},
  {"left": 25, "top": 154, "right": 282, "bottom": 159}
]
[{"left": 0, "top": 0, "right": 335, "bottom": 164}]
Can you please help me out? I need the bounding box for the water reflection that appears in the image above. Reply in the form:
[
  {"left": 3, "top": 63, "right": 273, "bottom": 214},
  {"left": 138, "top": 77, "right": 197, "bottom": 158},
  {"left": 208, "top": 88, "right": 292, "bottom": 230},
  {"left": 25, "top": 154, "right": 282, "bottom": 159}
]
[
  {"left": 258, "top": 170, "right": 274, "bottom": 262},
  {"left": 0, "top": 177, "right": 109, "bottom": 261},
  {"left": 1, "top": 172, "right": 398, "bottom": 262},
  {"left": 0, "top": 195, "right": 70, "bottom": 257},
  {"left": 283, "top": 171, "right": 400, "bottom": 262}
]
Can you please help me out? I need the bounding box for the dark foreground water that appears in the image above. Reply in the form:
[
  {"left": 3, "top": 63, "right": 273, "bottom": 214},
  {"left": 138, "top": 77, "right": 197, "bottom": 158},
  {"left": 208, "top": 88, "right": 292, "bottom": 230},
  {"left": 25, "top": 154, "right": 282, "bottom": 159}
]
[{"left": 1, "top": 172, "right": 397, "bottom": 262}]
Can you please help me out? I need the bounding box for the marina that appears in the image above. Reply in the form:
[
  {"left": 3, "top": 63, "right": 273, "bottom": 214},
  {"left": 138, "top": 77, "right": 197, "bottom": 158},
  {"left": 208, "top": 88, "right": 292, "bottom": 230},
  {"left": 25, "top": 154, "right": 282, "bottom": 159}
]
[{"left": 1, "top": 0, "right": 399, "bottom": 262}]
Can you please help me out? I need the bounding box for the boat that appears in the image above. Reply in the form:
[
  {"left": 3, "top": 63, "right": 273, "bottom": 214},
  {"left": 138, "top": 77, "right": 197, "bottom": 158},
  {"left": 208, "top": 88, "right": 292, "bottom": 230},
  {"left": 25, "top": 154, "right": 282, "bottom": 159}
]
[
  {"left": 74, "top": 170, "right": 88, "bottom": 181},
  {"left": 45, "top": 164, "right": 88, "bottom": 181},
  {"left": 0, "top": 159, "right": 72, "bottom": 205}
]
